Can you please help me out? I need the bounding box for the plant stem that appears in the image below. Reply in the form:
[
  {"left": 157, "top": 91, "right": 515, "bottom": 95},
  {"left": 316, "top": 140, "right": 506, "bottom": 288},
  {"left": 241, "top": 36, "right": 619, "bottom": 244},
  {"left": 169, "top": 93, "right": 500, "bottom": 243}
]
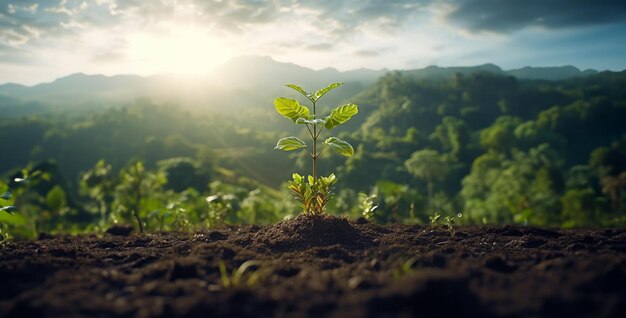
[
  {"left": 133, "top": 210, "right": 144, "bottom": 233},
  {"left": 312, "top": 101, "right": 317, "bottom": 182}
]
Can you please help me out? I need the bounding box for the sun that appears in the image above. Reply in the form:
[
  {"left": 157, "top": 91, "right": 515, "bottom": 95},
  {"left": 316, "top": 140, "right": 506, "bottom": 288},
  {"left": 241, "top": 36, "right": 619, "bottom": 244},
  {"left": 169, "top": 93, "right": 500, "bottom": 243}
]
[{"left": 127, "top": 26, "right": 232, "bottom": 75}]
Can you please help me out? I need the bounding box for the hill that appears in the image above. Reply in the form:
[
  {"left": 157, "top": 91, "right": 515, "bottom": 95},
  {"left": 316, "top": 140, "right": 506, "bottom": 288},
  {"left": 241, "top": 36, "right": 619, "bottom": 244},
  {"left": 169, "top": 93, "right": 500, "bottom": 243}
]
[{"left": 0, "top": 57, "right": 600, "bottom": 117}]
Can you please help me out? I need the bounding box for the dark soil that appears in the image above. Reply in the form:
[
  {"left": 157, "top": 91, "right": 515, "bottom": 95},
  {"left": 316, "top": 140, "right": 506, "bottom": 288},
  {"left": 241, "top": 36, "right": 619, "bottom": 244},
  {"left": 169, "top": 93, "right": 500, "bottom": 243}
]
[{"left": 1, "top": 214, "right": 626, "bottom": 317}]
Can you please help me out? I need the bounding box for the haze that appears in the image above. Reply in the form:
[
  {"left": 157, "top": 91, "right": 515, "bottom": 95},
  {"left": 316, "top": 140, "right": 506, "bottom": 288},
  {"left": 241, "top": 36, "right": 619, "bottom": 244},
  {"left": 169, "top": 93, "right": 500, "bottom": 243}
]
[{"left": 1, "top": 0, "right": 626, "bottom": 85}]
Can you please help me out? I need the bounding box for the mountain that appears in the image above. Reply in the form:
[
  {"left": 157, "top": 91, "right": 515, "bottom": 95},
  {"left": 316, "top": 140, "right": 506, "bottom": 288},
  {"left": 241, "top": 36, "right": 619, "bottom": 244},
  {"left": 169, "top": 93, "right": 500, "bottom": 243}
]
[
  {"left": 505, "top": 65, "right": 598, "bottom": 80},
  {"left": 403, "top": 63, "right": 504, "bottom": 80},
  {"left": 401, "top": 64, "right": 597, "bottom": 81},
  {"left": 0, "top": 56, "right": 601, "bottom": 117}
]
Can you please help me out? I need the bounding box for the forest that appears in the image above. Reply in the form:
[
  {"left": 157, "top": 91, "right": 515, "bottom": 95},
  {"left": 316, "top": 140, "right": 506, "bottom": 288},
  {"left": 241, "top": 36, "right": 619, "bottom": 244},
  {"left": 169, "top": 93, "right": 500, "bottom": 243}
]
[{"left": 2, "top": 69, "right": 626, "bottom": 240}]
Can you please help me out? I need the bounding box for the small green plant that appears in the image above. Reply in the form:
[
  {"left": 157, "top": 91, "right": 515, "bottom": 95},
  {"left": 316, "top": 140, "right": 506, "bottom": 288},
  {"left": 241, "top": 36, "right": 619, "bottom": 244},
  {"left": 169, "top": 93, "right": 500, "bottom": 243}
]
[
  {"left": 444, "top": 213, "right": 462, "bottom": 238},
  {"left": 274, "top": 83, "right": 358, "bottom": 215},
  {"left": 392, "top": 257, "right": 418, "bottom": 279},
  {"left": 0, "top": 181, "right": 15, "bottom": 242},
  {"left": 0, "top": 181, "right": 15, "bottom": 215},
  {"left": 444, "top": 215, "right": 456, "bottom": 238},
  {"left": 218, "top": 260, "right": 263, "bottom": 288},
  {"left": 359, "top": 192, "right": 379, "bottom": 221},
  {"left": 429, "top": 212, "right": 441, "bottom": 225},
  {"left": 114, "top": 161, "right": 166, "bottom": 233}
]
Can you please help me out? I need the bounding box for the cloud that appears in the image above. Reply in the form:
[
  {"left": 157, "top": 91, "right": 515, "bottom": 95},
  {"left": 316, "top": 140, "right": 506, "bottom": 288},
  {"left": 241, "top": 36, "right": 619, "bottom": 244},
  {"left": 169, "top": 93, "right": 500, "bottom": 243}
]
[
  {"left": 90, "top": 50, "right": 124, "bottom": 63},
  {"left": 446, "top": 0, "right": 626, "bottom": 33},
  {"left": 354, "top": 49, "right": 386, "bottom": 57},
  {"left": 2, "top": 0, "right": 626, "bottom": 84},
  {"left": 306, "top": 43, "right": 334, "bottom": 51}
]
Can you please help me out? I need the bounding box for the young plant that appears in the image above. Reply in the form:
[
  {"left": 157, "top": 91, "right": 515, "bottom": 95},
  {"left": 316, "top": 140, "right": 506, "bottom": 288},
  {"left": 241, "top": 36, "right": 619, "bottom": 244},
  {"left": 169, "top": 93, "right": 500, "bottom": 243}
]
[
  {"left": 429, "top": 212, "right": 441, "bottom": 225},
  {"left": 444, "top": 214, "right": 462, "bottom": 238},
  {"left": 392, "top": 257, "right": 419, "bottom": 279},
  {"left": 274, "top": 83, "right": 358, "bottom": 215},
  {"left": 0, "top": 181, "right": 16, "bottom": 215},
  {"left": 218, "top": 260, "right": 263, "bottom": 288},
  {"left": 359, "top": 192, "right": 379, "bottom": 222},
  {"left": 0, "top": 181, "right": 15, "bottom": 242}
]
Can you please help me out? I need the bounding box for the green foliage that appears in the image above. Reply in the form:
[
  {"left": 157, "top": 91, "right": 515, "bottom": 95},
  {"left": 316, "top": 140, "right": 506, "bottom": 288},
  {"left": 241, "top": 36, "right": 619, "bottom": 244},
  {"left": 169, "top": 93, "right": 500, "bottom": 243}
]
[
  {"left": 405, "top": 149, "right": 449, "bottom": 214},
  {"left": 113, "top": 161, "right": 166, "bottom": 233},
  {"left": 274, "top": 137, "right": 307, "bottom": 151},
  {"left": 2, "top": 71, "right": 626, "bottom": 232},
  {"left": 0, "top": 180, "right": 16, "bottom": 241},
  {"left": 288, "top": 173, "right": 337, "bottom": 215},
  {"left": 359, "top": 192, "right": 379, "bottom": 222},
  {"left": 80, "top": 160, "right": 115, "bottom": 227},
  {"left": 324, "top": 104, "right": 359, "bottom": 130},
  {"left": 274, "top": 98, "right": 310, "bottom": 123},
  {"left": 560, "top": 188, "right": 598, "bottom": 228},
  {"left": 324, "top": 137, "right": 354, "bottom": 157},
  {"left": 274, "top": 82, "right": 358, "bottom": 215},
  {"left": 429, "top": 212, "right": 441, "bottom": 225},
  {"left": 392, "top": 257, "right": 418, "bottom": 279},
  {"left": 444, "top": 215, "right": 458, "bottom": 238},
  {"left": 0, "top": 181, "right": 15, "bottom": 215}
]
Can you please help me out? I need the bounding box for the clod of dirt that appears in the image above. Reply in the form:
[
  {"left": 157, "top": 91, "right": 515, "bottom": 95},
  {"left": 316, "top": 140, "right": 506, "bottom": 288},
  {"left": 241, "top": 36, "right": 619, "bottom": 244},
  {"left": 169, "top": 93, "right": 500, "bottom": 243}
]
[
  {"left": 37, "top": 233, "right": 54, "bottom": 240},
  {"left": 251, "top": 214, "right": 374, "bottom": 251},
  {"left": 484, "top": 256, "right": 517, "bottom": 273},
  {"left": 105, "top": 225, "right": 133, "bottom": 236}
]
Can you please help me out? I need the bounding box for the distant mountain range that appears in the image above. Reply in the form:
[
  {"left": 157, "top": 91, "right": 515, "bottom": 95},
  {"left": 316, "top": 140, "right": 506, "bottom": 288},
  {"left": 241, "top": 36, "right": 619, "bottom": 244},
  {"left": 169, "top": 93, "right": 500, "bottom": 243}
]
[{"left": 0, "top": 55, "right": 601, "bottom": 116}]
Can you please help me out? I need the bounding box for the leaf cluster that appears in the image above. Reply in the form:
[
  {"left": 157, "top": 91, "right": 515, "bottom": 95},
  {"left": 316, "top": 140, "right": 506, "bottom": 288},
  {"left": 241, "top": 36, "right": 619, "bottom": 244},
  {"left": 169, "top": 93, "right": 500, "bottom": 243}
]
[
  {"left": 0, "top": 181, "right": 15, "bottom": 215},
  {"left": 274, "top": 83, "right": 358, "bottom": 158},
  {"left": 288, "top": 173, "right": 337, "bottom": 215}
]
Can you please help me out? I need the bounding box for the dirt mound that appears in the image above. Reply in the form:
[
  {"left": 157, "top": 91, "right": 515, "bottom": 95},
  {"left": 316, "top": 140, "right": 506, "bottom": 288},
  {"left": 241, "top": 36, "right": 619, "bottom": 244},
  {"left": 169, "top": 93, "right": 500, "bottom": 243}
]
[{"left": 251, "top": 214, "right": 374, "bottom": 251}]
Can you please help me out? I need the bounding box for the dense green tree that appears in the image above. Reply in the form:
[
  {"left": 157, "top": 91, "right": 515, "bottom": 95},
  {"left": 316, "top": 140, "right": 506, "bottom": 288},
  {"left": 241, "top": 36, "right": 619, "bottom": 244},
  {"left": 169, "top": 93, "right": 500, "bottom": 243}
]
[
  {"left": 114, "top": 161, "right": 166, "bottom": 233},
  {"left": 405, "top": 149, "right": 449, "bottom": 214}
]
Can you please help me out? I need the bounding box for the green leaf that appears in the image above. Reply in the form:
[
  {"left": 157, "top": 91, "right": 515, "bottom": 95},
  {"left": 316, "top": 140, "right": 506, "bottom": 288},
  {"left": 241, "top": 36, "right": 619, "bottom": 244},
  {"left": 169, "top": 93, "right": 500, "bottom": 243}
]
[
  {"left": 314, "top": 82, "right": 343, "bottom": 101},
  {"left": 286, "top": 84, "right": 314, "bottom": 101},
  {"left": 295, "top": 118, "right": 326, "bottom": 125},
  {"left": 324, "top": 137, "right": 355, "bottom": 157},
  {"left": 0, "top": 209, "right": 26, "bottom": 224},
  {"left": 274, "top": 137, "right": 307, "bottom": 151},
  {"left": 292, "top": 173, "right": 303, "bottom": 184},
  {"left": 274, "top": 98, "right": 311, "bottom": 122},
  {"left": 0, "top": 191, "right": 10, "bottom": 200},
  {"left": 324, "top": 104, "right": 359, "bottom": 129},
  {"left": 0, "top": 206, "right": 16, "bottom": 214}
]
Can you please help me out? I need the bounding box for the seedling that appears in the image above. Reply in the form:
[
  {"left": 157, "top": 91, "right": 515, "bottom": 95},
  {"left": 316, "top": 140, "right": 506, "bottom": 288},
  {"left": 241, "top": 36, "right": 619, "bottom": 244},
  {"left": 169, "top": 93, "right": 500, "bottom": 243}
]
[
  {"left": 429, "top": 212, "right": 441, "bottom": 225},
  {"left": 0, "top": 181, "right": 15, "bottom": 242},
  {"left": 218, "top": 260, "right": 263, "bottom": 288},
  {"left": 392, "top": 257, "right": 418, "bottom": 279},
  {"left": 274, "top": 83, "right": 358, "bottom": 215},
  {"left": 359, "top": 192, "right": 379, "bottom": 222},
  {"left": 444, "top": 214, "right": 462, "bottom": 238}
]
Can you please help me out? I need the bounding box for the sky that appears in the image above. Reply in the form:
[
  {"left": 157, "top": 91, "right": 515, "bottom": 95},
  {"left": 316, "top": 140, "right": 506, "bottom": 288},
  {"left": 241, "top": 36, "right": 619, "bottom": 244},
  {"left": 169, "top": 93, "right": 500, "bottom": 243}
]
[{"left": 1, "top": 0, "right": 626, "bottom": 85}]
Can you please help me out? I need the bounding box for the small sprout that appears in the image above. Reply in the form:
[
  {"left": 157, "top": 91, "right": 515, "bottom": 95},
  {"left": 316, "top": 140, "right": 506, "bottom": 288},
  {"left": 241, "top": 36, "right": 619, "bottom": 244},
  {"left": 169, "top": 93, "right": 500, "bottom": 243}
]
[
  {"left": 444, "top": 213, "right": 462, "bottom": 238},
  {"left": 392, "top": 257, "right": 418, "bottom": 279},
  {"left": 429, "top": 212, "right": 441, "bottom": 225},
  {"left": 359, "top": 192, "right": 379, "bottom": 221},
  {"left": 218, "top": 260, "right": 263, "bottom": 288}
]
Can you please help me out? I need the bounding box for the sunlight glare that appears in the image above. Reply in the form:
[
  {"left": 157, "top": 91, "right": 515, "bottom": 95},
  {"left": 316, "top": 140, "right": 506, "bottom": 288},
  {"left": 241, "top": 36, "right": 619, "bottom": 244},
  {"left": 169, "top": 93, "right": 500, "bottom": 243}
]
[{"left": 128, "top": 26, "right": 231, "bottom": 75}]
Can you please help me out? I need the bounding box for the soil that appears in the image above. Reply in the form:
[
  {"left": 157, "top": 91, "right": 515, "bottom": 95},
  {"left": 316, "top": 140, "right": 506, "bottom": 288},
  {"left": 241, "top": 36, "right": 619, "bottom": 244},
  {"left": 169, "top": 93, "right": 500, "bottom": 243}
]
[{"left": 1, "top": 214, "right": 626, "bottom": 317}]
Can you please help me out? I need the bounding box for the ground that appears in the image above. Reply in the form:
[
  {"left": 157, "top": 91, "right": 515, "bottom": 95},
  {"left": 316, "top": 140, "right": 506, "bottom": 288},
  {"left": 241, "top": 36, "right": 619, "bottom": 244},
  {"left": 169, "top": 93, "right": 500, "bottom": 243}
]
[{"left": 1, "top": 214, "right": 626, "bottom": 317}]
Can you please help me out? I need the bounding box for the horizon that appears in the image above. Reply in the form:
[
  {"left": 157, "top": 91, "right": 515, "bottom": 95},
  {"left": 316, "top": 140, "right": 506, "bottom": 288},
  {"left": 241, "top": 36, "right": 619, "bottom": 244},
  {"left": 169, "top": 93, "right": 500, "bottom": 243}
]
[
  {"left": 0, "top": 54, "right": 620, "bottom": 87},
  {"left": 1, "top": 1, "right": 626, "bottom": 85}
]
